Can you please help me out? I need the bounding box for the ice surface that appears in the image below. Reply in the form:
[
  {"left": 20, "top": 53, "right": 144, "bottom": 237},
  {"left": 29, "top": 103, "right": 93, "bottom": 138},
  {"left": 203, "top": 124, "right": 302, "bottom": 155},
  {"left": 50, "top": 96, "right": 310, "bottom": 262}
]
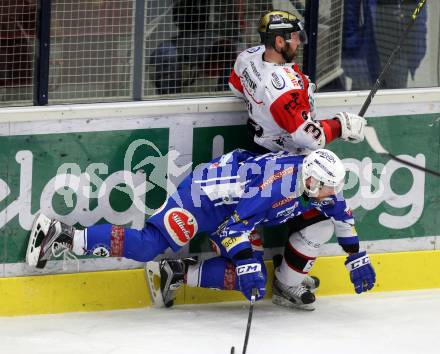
[{"left": 1, "top": 289, "right": 439, "bottom": 354}]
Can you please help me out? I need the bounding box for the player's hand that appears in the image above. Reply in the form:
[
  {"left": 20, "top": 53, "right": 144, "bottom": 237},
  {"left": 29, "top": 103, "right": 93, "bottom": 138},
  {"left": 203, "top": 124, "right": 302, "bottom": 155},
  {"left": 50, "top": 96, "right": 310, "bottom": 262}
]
[
  {"left": 335, "top": 112, "right": 366, "bottom": 143},
  {"left": 235, "top": 258, "right": 266, "bottom": 301},
  {"left": 345, "top": 251, "right": 376, "bottom": 294}
]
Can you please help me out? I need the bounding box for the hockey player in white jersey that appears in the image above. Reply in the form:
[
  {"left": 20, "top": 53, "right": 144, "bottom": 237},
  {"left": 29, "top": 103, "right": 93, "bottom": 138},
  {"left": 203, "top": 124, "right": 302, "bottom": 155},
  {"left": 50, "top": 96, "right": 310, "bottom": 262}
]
[{"left": 228, "top": 10, "right": 366, "bottom": 154}]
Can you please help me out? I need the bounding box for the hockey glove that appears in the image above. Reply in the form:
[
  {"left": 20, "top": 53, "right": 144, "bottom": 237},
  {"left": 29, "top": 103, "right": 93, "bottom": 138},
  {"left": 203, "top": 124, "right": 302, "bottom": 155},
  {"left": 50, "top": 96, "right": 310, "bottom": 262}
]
[
  {"left": 236, "top": 258, "right": 266, "bottom": 301},
  {"left": 335, "top": 112, "right": 366, "bottom": 143},
  {"left": 345, "top": 251, "right": 376, "bottom": 294}
]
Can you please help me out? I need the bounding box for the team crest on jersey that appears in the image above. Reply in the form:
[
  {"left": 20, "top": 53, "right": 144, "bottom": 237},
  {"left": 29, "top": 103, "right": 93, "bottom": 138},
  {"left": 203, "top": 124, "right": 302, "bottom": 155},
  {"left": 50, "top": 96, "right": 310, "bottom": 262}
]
[
  {"left": 164, "top": 208, "right": 198, "bottom": 246},
  {"left": 246, "top": 46, "right": 262, "bottom": 53},
  {"left": 271, "top": 72, "right": 285, "bottom": 90}
]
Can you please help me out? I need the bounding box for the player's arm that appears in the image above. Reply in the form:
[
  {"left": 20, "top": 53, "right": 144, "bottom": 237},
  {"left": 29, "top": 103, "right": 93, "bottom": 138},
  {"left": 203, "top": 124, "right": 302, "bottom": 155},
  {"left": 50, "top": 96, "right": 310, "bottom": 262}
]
[
  {"left": 220, "top": 220, "right": 266, "bottom": 300},
  {"left": 219, "top": 199, "right": 268, "bottom": 300},
  {"left": 321, "top": 198, "right": 376, "bottom": 294},
  {"left": 228, "top": 53, "right": 245, "bottom": 98},
  {"left": 228, "top": 68, "right": 244, "bottom": 98},
  {"left": 270, "top": 89, "right": 366, "bottom": 147},
  {"left": 269, "top": 88, "right": 342, "bottom": 149}
]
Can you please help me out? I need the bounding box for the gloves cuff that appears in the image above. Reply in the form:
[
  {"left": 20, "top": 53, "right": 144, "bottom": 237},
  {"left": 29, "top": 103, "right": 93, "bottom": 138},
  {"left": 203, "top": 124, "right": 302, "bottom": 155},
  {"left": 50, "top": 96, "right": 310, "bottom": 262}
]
[
  {"left": 236, "top": 261, "right": 262, "bottom": 275},
  {"left": 345, "top": 252, "right": 371, "bottom": 272}
]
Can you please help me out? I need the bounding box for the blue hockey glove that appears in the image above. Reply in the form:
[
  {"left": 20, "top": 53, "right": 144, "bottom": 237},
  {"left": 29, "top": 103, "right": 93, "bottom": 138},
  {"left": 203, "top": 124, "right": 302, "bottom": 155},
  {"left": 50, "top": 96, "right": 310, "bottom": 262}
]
[
  {"left": 345, "top": 251, "right": 376, "bottom": 294},
  {"left": 235, "top": 258, "right": 266, "bottom": 301}
]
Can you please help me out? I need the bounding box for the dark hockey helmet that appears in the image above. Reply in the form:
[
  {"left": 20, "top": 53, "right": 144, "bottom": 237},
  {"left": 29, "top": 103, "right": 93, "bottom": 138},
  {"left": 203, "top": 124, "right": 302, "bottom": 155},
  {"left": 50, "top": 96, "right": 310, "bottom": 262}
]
[{"left": 258, "top": 10, "right": 307, "bottom": 47}]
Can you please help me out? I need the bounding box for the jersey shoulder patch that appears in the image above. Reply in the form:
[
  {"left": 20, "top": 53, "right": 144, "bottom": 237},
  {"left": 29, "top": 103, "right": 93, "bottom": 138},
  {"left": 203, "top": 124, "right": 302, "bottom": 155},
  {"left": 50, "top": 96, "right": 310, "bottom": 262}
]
[
  {"left": 266, "top": 65, "right": 304, "bottom": 98},
  {"left": 246, "top": 45, "right": 263, "bottom": 54}
]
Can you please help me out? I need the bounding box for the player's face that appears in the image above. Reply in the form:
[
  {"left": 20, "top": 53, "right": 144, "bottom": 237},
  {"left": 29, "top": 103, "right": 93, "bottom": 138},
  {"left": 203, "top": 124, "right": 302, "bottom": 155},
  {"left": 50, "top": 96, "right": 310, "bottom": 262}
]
[
  {"left": 305, "top": 177, "right": 337, "bottom": 200},
  {"left": 281, "top": 32, "right": 300, "bottom": 62}
]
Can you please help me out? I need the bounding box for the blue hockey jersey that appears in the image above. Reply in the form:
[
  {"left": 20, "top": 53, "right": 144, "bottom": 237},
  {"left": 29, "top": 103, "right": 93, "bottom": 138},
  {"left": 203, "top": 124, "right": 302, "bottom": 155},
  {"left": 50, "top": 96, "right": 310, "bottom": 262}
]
[{"left": 148, "top": 149, "right": 358, "bottom": 260}]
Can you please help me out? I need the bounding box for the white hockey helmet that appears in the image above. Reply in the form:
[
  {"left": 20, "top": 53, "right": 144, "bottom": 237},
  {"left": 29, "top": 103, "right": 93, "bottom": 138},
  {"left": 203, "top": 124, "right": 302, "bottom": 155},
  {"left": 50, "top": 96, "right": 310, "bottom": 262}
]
[{"left": 300, "top": 149, "right": 346, "bottom": 197}]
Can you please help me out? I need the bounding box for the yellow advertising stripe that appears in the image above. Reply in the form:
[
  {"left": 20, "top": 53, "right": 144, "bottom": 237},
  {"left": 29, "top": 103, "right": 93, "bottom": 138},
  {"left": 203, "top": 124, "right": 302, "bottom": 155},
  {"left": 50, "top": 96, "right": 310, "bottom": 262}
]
[
  {"left": 2, "top": 250, "right": 440, "bottom": 316},
  {"left": 0, "top": 269, "right": 150, "bottom": 317},
  {"left": 178, "top": 250, "right": 440, "bottom": 304}
]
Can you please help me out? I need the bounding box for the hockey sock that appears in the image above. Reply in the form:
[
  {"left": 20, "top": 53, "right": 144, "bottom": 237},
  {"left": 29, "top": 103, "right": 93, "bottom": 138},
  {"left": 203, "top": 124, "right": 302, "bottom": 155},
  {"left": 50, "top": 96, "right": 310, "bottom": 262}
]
[
  {"left": 277, "top": 242, "right": 316, "bottom": 286},
  {"left": 72, "top": 230, "right": 86, "bottom": 255},
  {"left": 84, "top": 223, "right": 171, "bottom": 262}
]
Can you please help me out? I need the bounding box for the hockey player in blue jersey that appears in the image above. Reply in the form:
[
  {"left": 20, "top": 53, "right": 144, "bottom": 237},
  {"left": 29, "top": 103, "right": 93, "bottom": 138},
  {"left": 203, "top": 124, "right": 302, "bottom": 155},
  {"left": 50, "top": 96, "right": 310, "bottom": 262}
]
[
  {"left": 156, "top": 149, "right": 375, "bottom": 309},
  {"left": 26, "top": 149, "right": 375, "bottom": 308}
]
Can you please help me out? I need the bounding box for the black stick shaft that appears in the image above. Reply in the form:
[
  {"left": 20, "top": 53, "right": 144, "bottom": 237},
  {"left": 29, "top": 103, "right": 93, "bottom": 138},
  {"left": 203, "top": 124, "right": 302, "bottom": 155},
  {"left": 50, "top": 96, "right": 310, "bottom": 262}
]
[
  {"left": 388, "top": 153, "right": 440, "bottom": 177},
  {"left": 242, "top": 289, "right": 257, "bottom": 354},
  {"left": 358, "top": 0, "right": 427, "bottom": 117}
]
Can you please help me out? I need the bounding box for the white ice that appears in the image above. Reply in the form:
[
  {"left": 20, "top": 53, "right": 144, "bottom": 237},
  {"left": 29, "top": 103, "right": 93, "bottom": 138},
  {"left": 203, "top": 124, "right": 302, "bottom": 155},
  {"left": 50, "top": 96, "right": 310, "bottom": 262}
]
[{"left": 1, "top": 289, "right": 439, "bottom": 354}]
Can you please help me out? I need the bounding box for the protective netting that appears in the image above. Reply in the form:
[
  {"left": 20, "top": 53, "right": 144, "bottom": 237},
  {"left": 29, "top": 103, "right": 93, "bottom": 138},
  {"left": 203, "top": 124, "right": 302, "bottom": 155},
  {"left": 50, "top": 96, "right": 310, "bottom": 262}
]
[
  {"left": 145, "top": 0, "right": 343, "bottom": 97},
  {"left": 0, "top": 0, "right": 37, "bottom": 106},
  {"left": 0, "top": 0, "right": 345, "bottom": 104},
  {"left": 49, "top": 0, "right": 134, "bottom": 103}
]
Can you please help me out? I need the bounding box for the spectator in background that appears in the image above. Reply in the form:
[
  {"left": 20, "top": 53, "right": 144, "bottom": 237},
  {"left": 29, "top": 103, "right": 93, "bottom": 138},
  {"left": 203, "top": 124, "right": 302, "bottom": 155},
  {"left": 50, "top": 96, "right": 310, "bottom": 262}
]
[
  {"left": 149, "top": 0, "right": 240, "bottom": 95},
  {"left": 374, "top": 0, "right": 427, "bottom": 89},
  {"left": 342, "top": 0, "right": 380, "bottom": 90}
]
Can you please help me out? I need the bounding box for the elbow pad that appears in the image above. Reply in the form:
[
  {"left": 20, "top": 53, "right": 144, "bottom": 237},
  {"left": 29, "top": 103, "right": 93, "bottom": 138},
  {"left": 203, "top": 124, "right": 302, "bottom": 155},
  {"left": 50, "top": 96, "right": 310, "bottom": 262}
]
[{"left": 290, "top": 119, "right": 326, "bottom": 150}]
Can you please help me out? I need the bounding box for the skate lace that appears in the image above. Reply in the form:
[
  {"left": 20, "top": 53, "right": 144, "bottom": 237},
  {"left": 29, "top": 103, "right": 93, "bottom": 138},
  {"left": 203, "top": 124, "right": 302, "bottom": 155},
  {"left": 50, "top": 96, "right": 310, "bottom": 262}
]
[
  {"left": 286, "top": 284, "right": 309, "bottom": 298},
  {"left": 52, "top": 242, "right": 79, "bottom": 272}
]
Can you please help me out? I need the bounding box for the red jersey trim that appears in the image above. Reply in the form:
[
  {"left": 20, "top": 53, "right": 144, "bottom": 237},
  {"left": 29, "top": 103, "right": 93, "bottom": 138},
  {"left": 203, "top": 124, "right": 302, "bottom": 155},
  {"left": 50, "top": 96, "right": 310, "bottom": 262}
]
[
  {"left": 320, "top": 119, "right": 342, "bottom": 144},
  {"left": 228, "top": 69, "right": 243, "bottom": 93}
]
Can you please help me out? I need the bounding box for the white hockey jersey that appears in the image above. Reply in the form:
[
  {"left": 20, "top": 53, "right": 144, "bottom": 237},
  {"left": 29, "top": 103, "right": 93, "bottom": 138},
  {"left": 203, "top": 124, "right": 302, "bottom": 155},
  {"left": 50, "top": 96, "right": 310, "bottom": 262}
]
[{"left": 229, "top": 45, "right": 341, "bottom": 154}]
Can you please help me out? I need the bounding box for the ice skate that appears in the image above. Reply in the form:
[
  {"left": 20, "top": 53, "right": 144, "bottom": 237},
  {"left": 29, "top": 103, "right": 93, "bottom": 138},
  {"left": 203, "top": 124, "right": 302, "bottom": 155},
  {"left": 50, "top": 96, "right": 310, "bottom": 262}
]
[
  {"left": 272, "top": 271, "right": 316, "bottom": 311},
  {"left": 26, "top": 214, "right": 75, "bottom": 269},
  {"left": 302, "top": 274, "right": 320, "bottom": 293},
  {"left": 146, "top": 257, "right": 197, "bottom": 308}
]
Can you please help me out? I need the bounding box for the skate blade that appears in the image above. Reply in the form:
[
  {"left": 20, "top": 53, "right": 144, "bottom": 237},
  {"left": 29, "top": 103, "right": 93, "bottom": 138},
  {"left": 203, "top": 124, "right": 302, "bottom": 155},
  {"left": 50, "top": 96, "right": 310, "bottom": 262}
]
[
  {"left": 272, "top": 294, "right": 315, "bottom": 311},
  {"left": 26, "top": 214, "right": 51, "bottom": 267},
  {"left": 145, "top": 261, "right": 165, "bottom": 308}
]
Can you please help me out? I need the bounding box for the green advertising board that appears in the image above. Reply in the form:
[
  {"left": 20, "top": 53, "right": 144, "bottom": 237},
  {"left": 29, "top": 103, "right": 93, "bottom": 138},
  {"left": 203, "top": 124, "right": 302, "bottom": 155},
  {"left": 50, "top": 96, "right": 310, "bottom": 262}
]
[{"left": 0, "top": 113, "right": 439, "bottom": 265}]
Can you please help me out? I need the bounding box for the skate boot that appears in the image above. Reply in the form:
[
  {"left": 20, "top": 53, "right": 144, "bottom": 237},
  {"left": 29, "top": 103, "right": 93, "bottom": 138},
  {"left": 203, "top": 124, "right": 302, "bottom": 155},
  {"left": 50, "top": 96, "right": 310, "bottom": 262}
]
[
  {"left": 160, "top": 257, "right": 198, "bottom": 308},
  {"left": 26, "top": 214, "right": 75, "bottom": 269},
  {"left": 273, "top": 254, "right": 320, "bottom": 293},
  {"left": 302, "top": 274, "right": 320, "bottom": 293},
  {"left": 272, "top": 271, "right": 316, "bottom": 311}
]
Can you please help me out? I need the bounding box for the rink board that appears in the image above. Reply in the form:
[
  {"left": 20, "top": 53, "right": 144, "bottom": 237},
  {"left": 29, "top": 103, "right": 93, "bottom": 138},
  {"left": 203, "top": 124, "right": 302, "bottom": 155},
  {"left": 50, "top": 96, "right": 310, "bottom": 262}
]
[
  {"left": 0, "top": 89, "right": 440, "bottom": 315},
  {"left": 0, "top": 89, "right": 439, "bottom": 278},
  {"left": 1, "top": 249, "right": 440, "bottom": 316}
]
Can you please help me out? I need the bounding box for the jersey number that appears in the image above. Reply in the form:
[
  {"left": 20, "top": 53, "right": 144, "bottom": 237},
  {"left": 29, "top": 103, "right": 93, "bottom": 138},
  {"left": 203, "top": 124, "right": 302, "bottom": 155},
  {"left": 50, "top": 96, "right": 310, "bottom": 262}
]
[{"left": 303, "top": 122, "right": 322, "bottom": 140}]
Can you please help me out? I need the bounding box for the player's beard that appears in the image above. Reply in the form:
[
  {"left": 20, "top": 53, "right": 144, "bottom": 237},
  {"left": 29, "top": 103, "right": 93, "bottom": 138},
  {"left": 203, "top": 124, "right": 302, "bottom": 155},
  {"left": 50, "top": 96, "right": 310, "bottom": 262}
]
[{"left": 281, "top": 43, "right": 297, "bottom": 63}]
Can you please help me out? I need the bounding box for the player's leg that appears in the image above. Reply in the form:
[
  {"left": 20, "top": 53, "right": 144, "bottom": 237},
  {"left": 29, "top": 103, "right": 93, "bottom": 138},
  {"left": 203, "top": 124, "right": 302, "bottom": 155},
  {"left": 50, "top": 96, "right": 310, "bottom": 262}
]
[
  {"left": 149, "top": 230, "right": 267, "bottom": 307},
  {"left": 26, "top": 214, "right": 172, "bottom": 269},
  {"left": 147, "top": 256, "right": 244, "bottom": 308},
  {"left": 27, "top": 176, "right": 204, "bottom": 269},
  {"left": 272, "top": 254, "right": 320, "bottom": 292},
  {"left": 273, "top": 218, "right": 334, "bottom": 310}
]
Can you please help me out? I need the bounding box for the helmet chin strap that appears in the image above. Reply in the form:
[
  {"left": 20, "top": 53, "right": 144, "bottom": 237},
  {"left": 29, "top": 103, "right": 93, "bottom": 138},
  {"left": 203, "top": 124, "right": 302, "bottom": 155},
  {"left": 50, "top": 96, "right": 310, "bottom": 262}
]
[{"left": 299, "top": 175, "right": 323, "bottom": 198}]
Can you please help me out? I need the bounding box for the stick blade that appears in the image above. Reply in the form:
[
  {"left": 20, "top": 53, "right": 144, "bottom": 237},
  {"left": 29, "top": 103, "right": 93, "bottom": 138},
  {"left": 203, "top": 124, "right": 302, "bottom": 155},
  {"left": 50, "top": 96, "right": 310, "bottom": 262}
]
[{"left": 364, "top": 126, "right": 389, "bottom": 154}]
